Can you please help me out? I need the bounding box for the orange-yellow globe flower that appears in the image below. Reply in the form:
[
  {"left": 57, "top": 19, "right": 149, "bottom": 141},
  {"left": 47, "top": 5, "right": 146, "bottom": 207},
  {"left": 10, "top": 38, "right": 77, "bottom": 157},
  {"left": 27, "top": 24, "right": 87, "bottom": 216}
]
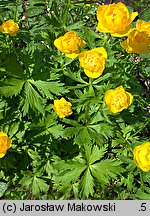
[
  {"left": 136, "top": 20, "right": 150, "bottom": 36},
  {"left": 120, "top": 29, "right": 150, "bottom": 54},
  {"left": 54, "top": 30, "right": 86, "bottom": 58},
  {"left": 53, "top": 97, "right": 73, "bottom": 118},
  {"left": 104, "top": 86, "right": 133, "bottom": 113},
  {"left": 120, "top": 20, "right": 150, "bottom": 53},
  {"left": 0, "top": 132, "right": 12, "bottom": 158},
  {"left": 96, "top": 2, "right": 138, "bottom": 37},
  {"left": 133, "top": 142, "right": 150, "bottom": 172},
  {"left": 0, "top": 19, "right": 19, "bottom": 36},
  {"left": 78, "top": 47, "right": 107, "bottom": 78}
]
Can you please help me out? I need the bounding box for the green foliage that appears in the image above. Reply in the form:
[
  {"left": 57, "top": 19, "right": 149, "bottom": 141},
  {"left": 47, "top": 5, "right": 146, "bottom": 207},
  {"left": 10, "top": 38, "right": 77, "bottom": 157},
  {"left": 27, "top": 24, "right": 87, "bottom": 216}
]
[
  {"left": 0, "top": 78, "right": 25, "bottom": 97},
  {"left": 52, "top": 145, "right": 125, "bottom": 199},
  {"left": 0, "top": 182, "right": 8, "bottom": 197},
  {"left": 0, "top": 0, "right": 149, "bottom": 200},
  {"left": 19, "top": 171, "right": 49, "bottom": 196}
]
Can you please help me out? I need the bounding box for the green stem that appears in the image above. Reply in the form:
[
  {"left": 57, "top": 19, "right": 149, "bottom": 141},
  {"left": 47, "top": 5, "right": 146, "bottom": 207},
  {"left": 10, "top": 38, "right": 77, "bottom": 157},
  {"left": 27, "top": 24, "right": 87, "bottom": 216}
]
[
  {"left": 103, "top": 33, "right": 111, "bottom": 44},
  {"left": 5, "top": 35, "right": 12, "bottom": 54},
  {"left": 89, "top": 78, "right": 93, "bottom": 86},
  {"left": 83, "top": 78, "right": 94, "bottom": 124},
  {"left": 139, "top": 170, "right": 144, "bottom": 189},
  {"left": 84, "top": 102, "right": 90, "bottom": 125}
]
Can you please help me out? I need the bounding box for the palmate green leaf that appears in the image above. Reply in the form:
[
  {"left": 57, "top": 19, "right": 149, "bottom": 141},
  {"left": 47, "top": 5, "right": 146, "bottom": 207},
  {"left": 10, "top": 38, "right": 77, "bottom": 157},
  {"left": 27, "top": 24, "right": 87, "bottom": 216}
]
[
  {"left": 29, "top": 113, "right": 56, "bottom": 129},
  {"left": 79, "top": 168, "right": 94, "bottom": 199},
  {"left": 135, "top": 189, "right": 150, "bottom": 200},
  {"left": 27, "top": 149, "right": 41, "bottom": 160},
  {"left": 47, "top": 124, "right": 64, "bottom": 139},
  {"left": 21, "top": 82, "right": 45, "bottom": 116},
  {"left": 28, "top": 113, "right": 64, "bottom": 139},
  {"left": 56, "top": 165, "right": 86, "bottom": 187},
  {"left": 74, "top": 127, "right": 92, "bottom": 145},
  {"left": 30, "top": 80, "right": 53, "bottom": 98},
  {"left": 30, "top": 80, "right": 68, "bottom": 98},
  {"left": 121, "top": 173, "right": 134, "bottom": 190},
  {"left": 44, "top": 160, "right": 53, "bottom": 177},
  {"left": 31, "top": 177, "right": 49, "bottom": 196},
  {"left": 0, "top": 78, "right": 25, "bottom": 97},
  {"left": 53, "top": 144, "right": 125, "bottom": 199},
  {"left": 19, "top": 171, "right": 33, "bottom": 186},
  {"left": 64, "top": 125, "right": 88, "bottom": 144},
  {"left": 53, "top": 156, "right": 87, "bottom": 187},
  {"left": 52, "top": 145, "right": 108, "bottom": 198},
  {"left": 89, "top": 123, "right": 114, "bottom": 139},
  {"left": 88, "top": 127, "right": 105, "bottom": 145},
  {"left": 62, "top": 118, "right": 81, "bottom": 127},
  {"left": 91, "top": 159, "right": 125, "bottom": 184},
  {"left": 8, "top": 121, "right": 20, "bottom": 138},
  {"left": 64, "top": 124, "right": 108, "bottom": 146},
  {"left": 19, "top": 171, "right": 49, "bottom": 196},
  {"left": 84, "top": 145, "right": 108, "bottom": 165},
  {"left": 58, "top": 184, "right": 73, "bottom": 200},
  {"left": 53, "top": 155, "right": 86, "bottom": 173},
  {"left": 63, "top": 127, "right": 80, "bottom": 139}
]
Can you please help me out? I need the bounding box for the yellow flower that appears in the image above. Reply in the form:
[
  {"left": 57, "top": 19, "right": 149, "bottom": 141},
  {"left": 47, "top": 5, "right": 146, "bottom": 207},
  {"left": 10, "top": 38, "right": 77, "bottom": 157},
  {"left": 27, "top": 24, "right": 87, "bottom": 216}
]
[
  {"left": 104, "top": 86, "right": 133, "bottom": 113},
  {"left": 54, "top": 31, "right": 86, "bottom": 58},
  {"left": 0, "top": 19, "right": 19, "bottom": 36},
  {"left": 53, "top": 97, "right": 73, "bottom": 118},
  {"left": 120, "top": 20, "right": 150, "bottom": 53},
  {"left": 133, "top": 142, "right": 150, "bottom": 172},
  {"left": 136, "top": 20, "right": 150, "bottom": 36},
  {"left": 120, "top": 29, "right": 150, "bottom": 53},
  {"left": 0, "top": 132, "right": 12, "bottom": 158},
  {"left": 78, "top": 47, "right": 107, "bottom": 78},
  {"left": 96, "top": 2, "right": 138, "bottom": 37}
]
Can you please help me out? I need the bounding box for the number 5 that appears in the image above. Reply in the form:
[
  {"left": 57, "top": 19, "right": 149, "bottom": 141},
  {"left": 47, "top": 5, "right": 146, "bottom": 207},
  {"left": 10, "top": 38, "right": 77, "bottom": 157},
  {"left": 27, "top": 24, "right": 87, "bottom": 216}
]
[{"left": 141, "top": 203, "right": 146, "bottom": 211}]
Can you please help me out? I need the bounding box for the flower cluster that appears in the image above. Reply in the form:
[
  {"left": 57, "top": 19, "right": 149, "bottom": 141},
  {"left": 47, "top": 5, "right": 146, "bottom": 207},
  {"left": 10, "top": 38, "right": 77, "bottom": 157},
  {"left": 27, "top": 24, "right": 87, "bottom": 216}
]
[
  {"left": 53, "top": 2, "right": 149, "bottom": 173},
  {"left": 54, "top": 31, "right": 107, "bottom": 78},
  {"left": 1, "top": 3, "right": 148, "bottom": 175},
  {"left": 95, "top": 2, "right": 150, "bottom": 54},
  {"left": 0, "top": 132, "right": 12, "bottom": 158}
]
